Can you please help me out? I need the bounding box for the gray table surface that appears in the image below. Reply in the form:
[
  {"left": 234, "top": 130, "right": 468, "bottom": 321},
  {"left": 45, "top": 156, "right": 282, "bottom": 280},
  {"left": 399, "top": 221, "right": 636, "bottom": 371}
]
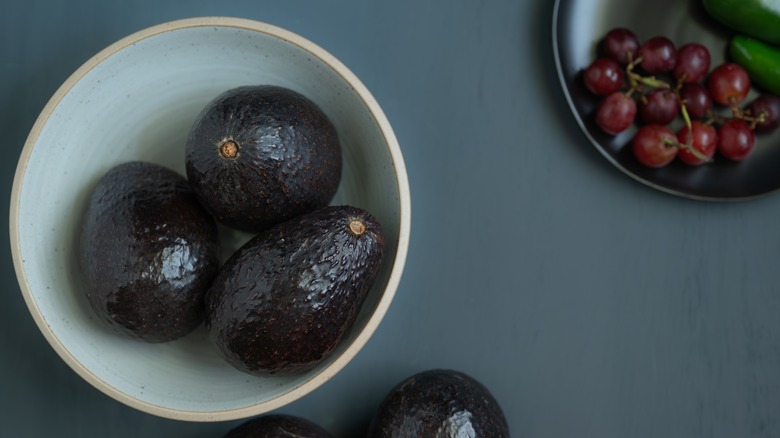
[{"left": 3, "top": 0, "right": 780, "bottom": 437}]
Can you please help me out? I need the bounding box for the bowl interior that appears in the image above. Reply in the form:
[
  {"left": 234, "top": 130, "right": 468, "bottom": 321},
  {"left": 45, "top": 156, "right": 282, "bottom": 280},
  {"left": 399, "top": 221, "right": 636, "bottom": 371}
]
[{"left": 13, "top": 20, "right": 405, "bottom": 419}]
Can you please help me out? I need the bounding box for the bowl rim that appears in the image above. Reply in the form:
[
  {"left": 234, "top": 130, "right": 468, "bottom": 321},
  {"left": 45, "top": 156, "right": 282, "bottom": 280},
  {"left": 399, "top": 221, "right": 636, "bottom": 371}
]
[{"left": 8, "top": 16, "right": 411, "bottom": 422}]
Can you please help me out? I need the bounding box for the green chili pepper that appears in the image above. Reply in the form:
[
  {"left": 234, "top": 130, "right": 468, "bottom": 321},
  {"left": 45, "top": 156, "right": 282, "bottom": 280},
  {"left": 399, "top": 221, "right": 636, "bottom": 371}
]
[
  {"left": 730, "top": 35, "right": 780, "bottom": 95},
  {"left": 703, "top": 0, "right": 780, "bottom": 46}
]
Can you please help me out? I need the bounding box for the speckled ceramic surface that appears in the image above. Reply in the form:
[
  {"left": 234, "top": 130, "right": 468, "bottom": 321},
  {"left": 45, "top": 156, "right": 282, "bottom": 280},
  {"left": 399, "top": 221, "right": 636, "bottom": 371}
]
[{"left": 9, "top": 17, "right": 410, "bottom": 421}]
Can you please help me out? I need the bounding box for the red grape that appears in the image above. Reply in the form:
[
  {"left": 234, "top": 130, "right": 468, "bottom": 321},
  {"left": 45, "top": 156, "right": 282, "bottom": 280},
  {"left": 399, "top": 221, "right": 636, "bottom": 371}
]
[
  {"left": 679, "top": 83, "right": 713, "bottom": 119},
  {"left": 640, "top": 89, "right": 679, "bottom": 125},
  {"left": 674, "top": 43, "right": 711, "bottom": 83},
  {"left": 601, "top": 28, "right": 640, "bottom": 65},
  {"left": 596, "top": 92, "right": 636, "bottom": 135},
  {"left": 639, "top": 36, "right": 677, "bottom": 74},
  {"left": 632, "top": 124, "right": 678, "bottom": 167},
  {"left": 748, "top": 94, "right": 780, "bottom": 131},
  {"left": 584, "top": 58, "right": 625, "bottom": 96},
  {"left": 717, "top": 119, "right": 755, "bottom": 161},
  {"left": 677, "top": 121, "right": 717, "bottom": 165},
  {"left": 708, "top": 63, "right": 751, "bottom": 106}
]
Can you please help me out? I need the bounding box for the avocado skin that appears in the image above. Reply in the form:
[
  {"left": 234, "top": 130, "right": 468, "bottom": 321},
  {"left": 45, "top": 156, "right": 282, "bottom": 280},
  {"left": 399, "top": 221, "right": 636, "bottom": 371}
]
[
  {"left": 78, "top": 161, "right": 219, "bottom": 342},
  {"left": 224, "top": 414, "right": 332, "bottom": 438},
  {"left": 205, "top": 205, "right": 384, "bottom": 376},
  {"left": 367, "top": 369, "right": 510, "bottom": 438},
  {"left": 185, "top": 85, "right": 342, "bottom": 233}
]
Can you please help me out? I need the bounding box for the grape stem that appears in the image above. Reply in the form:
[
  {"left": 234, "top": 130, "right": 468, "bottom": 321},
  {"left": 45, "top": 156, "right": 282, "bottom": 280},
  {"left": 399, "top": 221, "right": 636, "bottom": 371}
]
[
  {"left": 623, "top": 58, "right": 709, "bottom": 162},
  {"left": 662, "top": 137, "right": 678, "bottom": 150},
  {"left": 633, "top": 75, "right": 670, "bottom": 89},
  {"left": 703, "top": 110, "right": 727, "bottom": 125},
  {"left": 674, "top": 77, "right": 711, "bottom": 163},
  {"left": 696, "top": 103, "right": 766, "bottom": 134},
  {"left": 748, "top": 112, "right": 768, "bottom": 130},
  {"left": 625, "top": 55, "right": 671, "bottom": 96},
  {"left": 679, "top": 103, "right": 711, "bottom": 162},
  {"left": 728, "top": 99, "right": 767, "bottom": 129}
]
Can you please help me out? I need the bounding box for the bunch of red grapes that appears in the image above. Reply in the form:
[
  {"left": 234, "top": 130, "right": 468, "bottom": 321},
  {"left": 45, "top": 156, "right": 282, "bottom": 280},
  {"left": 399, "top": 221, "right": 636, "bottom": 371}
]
[{"left": 585, "top": 28, "right": 780, "bottom": 168}]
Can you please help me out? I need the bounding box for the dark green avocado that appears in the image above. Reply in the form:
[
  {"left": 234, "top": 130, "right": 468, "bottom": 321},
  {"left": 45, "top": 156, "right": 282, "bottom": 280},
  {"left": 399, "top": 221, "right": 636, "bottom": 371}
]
[
  {"left": 224, "top": 414, "right": 332, "bottom": 438},
  {"left": 205, "top": 205, "right": 384, "bottom": 376},
  {"left": 185, "top": 85, "right": 342, "bottom": 233},
  {"left": 367, "top": 369, "right": 510, "bottom": 437},
  {"left": 78, "top": 161, "right": 219, "bottom": 342}
]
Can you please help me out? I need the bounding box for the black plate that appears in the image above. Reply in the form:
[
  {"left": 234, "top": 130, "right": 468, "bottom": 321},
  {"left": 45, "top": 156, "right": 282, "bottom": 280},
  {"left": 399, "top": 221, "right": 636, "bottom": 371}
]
[{"left": 553, "top": 0, "right": 780, "bottom": 201}]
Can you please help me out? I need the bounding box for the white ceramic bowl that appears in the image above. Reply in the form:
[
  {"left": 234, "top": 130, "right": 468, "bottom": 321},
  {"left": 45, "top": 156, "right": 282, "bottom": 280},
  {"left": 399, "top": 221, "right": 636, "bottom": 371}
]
[{"left": 10, "top": 17, "right": 410, "bottom": 421}]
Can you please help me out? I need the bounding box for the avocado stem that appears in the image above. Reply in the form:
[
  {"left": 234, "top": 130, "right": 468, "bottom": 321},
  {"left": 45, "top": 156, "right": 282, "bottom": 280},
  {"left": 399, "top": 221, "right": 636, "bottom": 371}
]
[
  {"left": 219, "top": 139, "right": 239, "bottom": 159},
  {"left": 349, "top": 219, "right": 366, "bottom": 236}
]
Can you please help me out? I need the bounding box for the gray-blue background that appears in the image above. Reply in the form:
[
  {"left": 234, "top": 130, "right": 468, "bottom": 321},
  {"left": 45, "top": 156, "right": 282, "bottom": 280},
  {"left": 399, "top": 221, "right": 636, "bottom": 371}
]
[{"left": 3, "top": 1, "right": 780, "bottom": 437}]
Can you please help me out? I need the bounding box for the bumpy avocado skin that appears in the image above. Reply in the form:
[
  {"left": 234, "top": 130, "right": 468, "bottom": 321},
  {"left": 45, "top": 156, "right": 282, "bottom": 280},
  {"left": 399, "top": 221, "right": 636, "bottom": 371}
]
[
  {"left": 205, "top": 206, "right": 384, "bottom": 376},
  {"left": 367, "top": 369, "right": 510, "bottom": 438},
  {"left": 185, "top": 85, "right": 342, "bottom": 233},
  {"left": 224, "top": 414, "right": 333, "bottom": 438},
  {"left": 78, "top": 161, "right": 220, "bottom": 342}
]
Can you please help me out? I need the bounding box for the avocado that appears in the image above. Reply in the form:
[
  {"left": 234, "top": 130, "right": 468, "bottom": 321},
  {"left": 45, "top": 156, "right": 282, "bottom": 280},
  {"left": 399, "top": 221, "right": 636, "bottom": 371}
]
[
  {"left": 224, "top": 414, "right": 332, "bottom": 438},
  {"left": 185, "top": 85, "right": 342, "bottom": 233},
  {"left": 78, "top": 161, "right": 219, "bottom": 342},
  {"left": 205, "top": 205, "right": 384, "bottom": 375},
  {"left": 367, "top": 369, "right": 510, "bottom": 437}
]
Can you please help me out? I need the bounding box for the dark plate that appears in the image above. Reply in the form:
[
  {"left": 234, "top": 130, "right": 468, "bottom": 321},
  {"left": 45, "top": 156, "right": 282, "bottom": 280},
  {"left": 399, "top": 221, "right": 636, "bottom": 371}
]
[{"left": 552, "top": 0, "right": 780, "bottom": 201}]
